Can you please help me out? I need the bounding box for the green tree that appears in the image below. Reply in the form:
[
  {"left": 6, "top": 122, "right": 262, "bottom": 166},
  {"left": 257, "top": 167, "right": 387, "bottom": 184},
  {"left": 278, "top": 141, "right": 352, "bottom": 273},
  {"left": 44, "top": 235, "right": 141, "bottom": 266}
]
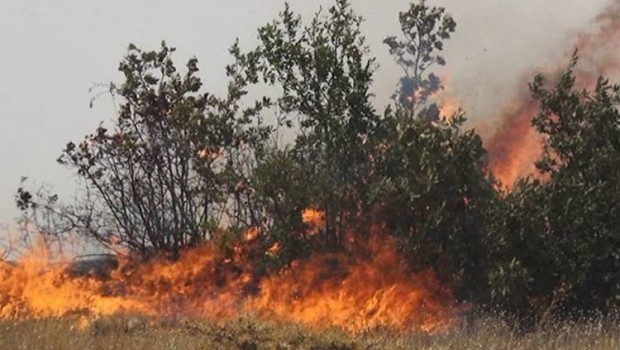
[
  {"left": 532, "top": 56, "right": 620, "bottom": 311},
  {"left": 17, "top": 42, "right": 271, "bottom": 258},
  {"left": 373, "top": 1, "right": 494, "bottom": 303},
  {"left": 489, "top": 55, "right": 620, "bottom": 320},
  {"left": 250, "top": 0, "right": 383, "bottom": 249}
]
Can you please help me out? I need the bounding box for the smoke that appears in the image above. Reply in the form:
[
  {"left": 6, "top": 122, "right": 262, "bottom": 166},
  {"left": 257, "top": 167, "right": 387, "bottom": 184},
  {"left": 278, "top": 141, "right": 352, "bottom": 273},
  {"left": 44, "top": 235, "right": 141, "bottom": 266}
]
[
  {"left": 483, "top": 0, "right": 620, "bottom": 187},
  {"left": 574, "top": 0, "right": 620, "bottom": 82}
]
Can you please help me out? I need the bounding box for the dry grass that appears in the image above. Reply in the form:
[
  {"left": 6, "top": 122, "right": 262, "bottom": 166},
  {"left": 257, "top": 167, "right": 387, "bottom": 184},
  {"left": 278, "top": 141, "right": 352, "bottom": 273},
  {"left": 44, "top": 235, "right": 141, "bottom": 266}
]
[{"left": 1, "top": 314, "right": 620, "bottom": 350}]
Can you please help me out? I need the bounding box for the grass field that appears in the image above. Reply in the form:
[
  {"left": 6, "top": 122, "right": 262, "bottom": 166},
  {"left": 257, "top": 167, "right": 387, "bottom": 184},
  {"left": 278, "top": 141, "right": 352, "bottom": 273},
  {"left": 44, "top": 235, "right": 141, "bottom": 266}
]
[{"left": 2, "top": 315, "right": 620, "bottom": 350}]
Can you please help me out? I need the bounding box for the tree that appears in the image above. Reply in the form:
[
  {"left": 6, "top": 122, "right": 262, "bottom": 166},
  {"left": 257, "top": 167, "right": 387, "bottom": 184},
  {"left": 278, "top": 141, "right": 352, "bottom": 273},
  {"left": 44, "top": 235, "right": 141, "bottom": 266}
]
[
  {"left": 370, "top": 1, "right": 495, "bottom": 303},
  {"left": 488, "top": 55, "right": 620, "bottom": 320},
  {"left": 250, "top": 0, "right": 384, "bottom": 249},
  {"left": 531, "top": 56, "right": 620, "bottom": 312},
  {"left": 376, "top": 113, "right": 496, "bottom": 302},
  {"left": 383, "top": 0, "right": 456, "bottom": 120},
  {"left": 18, "top": 42, "right": 271, "bottom": 258}
]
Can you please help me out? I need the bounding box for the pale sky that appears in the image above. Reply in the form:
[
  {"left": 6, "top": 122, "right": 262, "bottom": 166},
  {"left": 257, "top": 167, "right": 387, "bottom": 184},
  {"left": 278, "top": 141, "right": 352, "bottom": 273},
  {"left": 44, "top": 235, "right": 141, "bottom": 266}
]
[{"left": 0, "top": 0, "right": 612, "bottom": 227}]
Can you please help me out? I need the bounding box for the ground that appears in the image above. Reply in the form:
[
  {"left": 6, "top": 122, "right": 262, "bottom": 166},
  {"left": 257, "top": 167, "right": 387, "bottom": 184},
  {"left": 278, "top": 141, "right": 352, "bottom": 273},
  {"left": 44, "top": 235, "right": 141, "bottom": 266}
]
[{"left": 1, "top": 315, "right": 620, "bottom": 349}]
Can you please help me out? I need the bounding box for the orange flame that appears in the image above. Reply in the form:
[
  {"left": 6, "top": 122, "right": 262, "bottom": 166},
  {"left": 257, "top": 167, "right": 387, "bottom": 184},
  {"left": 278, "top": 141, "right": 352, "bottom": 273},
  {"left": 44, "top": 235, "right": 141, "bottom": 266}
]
[
  {"left": 302, "top": 208, "right": 325, "bottom": 236},
  {"left": 245, "top": 227, "right": 260, "bottom": 241},
  {"left": 266, "top": 242, "right": 281, "bottom": 255},
  {"left": 483, "top": 1, "right": 620, "bottom": 189},
  {"left": 251, "top": 236, "right": 455, "bottom": 332},
  {"left": 411, "top": 74, "right": 463, "bottom": 122},
  {"left": 483, "top": 94, "right": 543, "bottom": 188},
  {"left": 437, "top": 91, "right": 462, "bottom": 122},
  {"left": 435, "top": 74, "right": 462, "bottom": 122},
  {"left": 0, "top": 227, "right": 456, "bottom": 333}
]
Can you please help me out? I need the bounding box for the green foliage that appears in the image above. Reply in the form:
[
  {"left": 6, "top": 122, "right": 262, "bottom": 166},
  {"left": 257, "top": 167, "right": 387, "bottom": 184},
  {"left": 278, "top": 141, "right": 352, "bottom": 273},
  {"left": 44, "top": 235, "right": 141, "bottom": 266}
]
[
  {"left": 19, "top": 41, "right": 271, "bottom": 258},
  {"left": 372, "top": 0, "right": 493, "bottom": 303},
  {"left": 376, "top": 111, "right": 496, "bottom": 302},
  {"left": 250, "top": 0, "right": 384, "bottom": 250},
  {"left": 486, "top": 180, "right": 555, "bottom": 319},
  {"left": 488, "top": 54, "right": 620, "bottom": 320},
  {"left": 535, "top": 61, "right": 620, "bottom": 310},
  {"left": 249, "top": 147, "right": 319, "bottom": 269}
]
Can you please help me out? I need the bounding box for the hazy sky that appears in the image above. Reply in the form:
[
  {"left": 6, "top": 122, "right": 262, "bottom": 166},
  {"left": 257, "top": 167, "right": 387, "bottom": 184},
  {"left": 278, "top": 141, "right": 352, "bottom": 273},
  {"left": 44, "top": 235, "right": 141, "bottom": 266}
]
[{"left": 0, "top": 0, "right": 612, "bottom": 227}]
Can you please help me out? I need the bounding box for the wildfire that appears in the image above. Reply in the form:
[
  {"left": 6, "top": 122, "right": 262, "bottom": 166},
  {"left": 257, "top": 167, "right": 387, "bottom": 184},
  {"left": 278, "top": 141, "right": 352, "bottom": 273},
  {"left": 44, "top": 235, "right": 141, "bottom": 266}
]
[
  {"left": 245, "top": 227, "right": 260, "bottom": 241},
  {"left": 483, "top": 1, "right": 620, "bottom": 188},
  {"left": 0, "top": 227, "right": 457, "bottom": 333},
  {"left": 435, "top": 74, "right": 462, "bottom": 122},
  {"left": 302, "top": 208, "right": 325, "bottom": 236},
  {"left": 6, "top": 1, "right": 618, "bottom": 337},
  {"left": 483, "top": 94, "right": 543, "bottom": 187},
  {"left": 251, "top": 236, "right": 454, "bottom": 332},
  {"left": 437, "top": 91, "right": 462, "bottom": 122},
  {"left": 410, "top": 74, "right": 463, "bottom": 122}
]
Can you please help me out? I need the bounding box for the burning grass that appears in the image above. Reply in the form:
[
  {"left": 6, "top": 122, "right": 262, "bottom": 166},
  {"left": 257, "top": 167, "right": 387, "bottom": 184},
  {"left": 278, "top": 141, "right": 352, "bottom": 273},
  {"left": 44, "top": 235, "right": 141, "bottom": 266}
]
[{"left": 0, "top": 232, "right": 457, "bottom": 334}]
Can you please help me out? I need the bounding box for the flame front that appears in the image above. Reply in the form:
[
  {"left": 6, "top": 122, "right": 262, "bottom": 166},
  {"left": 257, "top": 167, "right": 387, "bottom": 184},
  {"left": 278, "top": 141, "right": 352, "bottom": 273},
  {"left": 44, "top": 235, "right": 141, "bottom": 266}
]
[
  {"left": 0, "top": 229, "right": 456, "bottom": 333},
  {"left": 251, "top": 236, "right": 454, "bottom": 332}
]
